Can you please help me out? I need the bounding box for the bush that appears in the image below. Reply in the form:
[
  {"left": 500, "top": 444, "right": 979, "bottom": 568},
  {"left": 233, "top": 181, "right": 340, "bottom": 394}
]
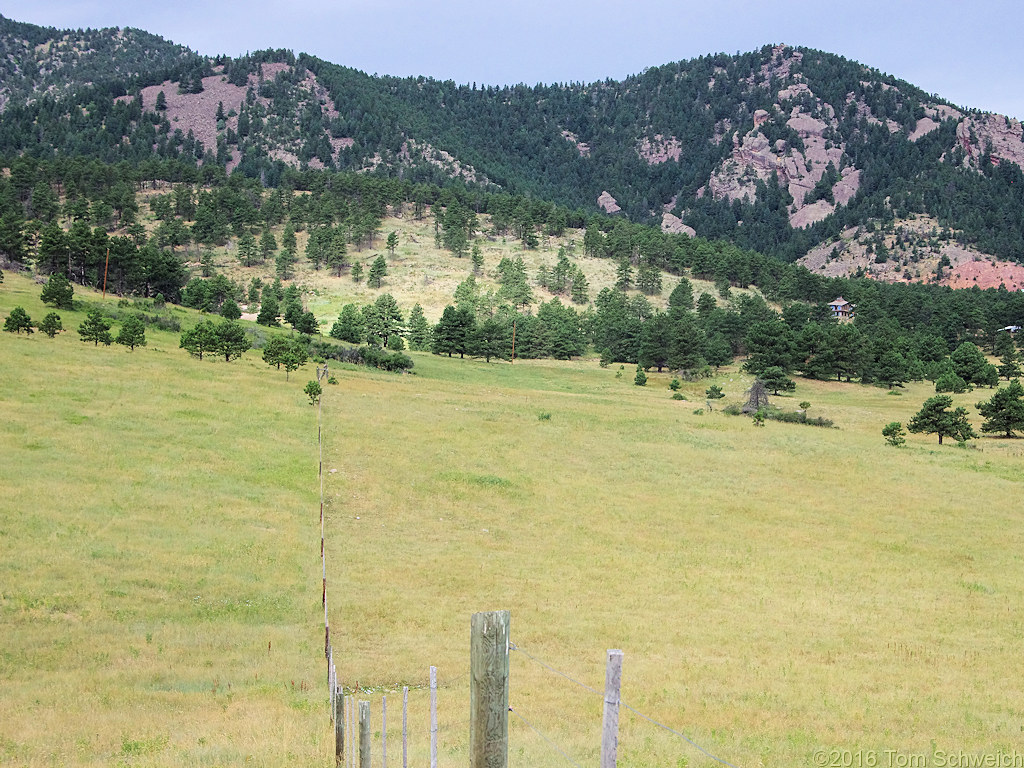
[{"left": 671, "top": 392, "right": 685, "bottom": 400}]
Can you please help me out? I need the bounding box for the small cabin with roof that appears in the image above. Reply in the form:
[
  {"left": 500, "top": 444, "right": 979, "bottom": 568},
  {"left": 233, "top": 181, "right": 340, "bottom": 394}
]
[{"left": 829, "top": 297, "right": 855, "bottom": 322}]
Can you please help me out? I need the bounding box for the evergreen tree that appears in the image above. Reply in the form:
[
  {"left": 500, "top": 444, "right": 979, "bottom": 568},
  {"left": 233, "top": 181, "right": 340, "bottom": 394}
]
[
  {"left": 471, "top": 242, "right": 484, "bottom": 273},
  {"left": 432, "top": 305, "right": 474, "bottom": 358},
  {"left": 351, "top": 261, "right": 364, "bottom": 283},
  {"left": 615, "top": 259, "right": 633, "bottom": 292},
  {"left": 363, "top": 293, "right": 403, "bottom": 347},
  {"left": 760, "top": 366, "right": 796, "bottom": 395},
  {"left": 569, "top": 268, "right": 590, "bottom": 305},
  {"left": 908, "top": 395, "right": 977, "bottom": 444},
  {"left": 976, "top": 379, "right": 1024, "bottom": 438},
  {"left": 470, "top": 316, "right": 512, "bottom": 362},
  {"left": 180, "top": 320, "right": 217, "bottom": 360},
  {"left": 386, "top": 230, "right": 398, "bottom": 256},
  {"left": 40, "top": 273, "right": 74, "bottom": 310},
  {"left": 237, "top": 230, "right": 259, "bottom": 267},
  {"left": 329, "top": 304, "right": 366, "bottom": 344},
  {"left": 3, "top": 306, "right": 33, "bottom": 335},
  {"left": 115, "top": 314, "right": 147, "bottom": 351},
  {"left": 212, "top": 320, "right": 250, "bottom": 362},
  {"left": 220, "top": 298, "right": 242, "bottom": 320},
  {"left": 668, "top": 277, "right": 694, "bottom": 312},
  {"left": 367, "top": 254, "right": 388, "bottom": 288},
  {"left": 407, "top": 304, "right": 432, "bottom": 351},
  {"left": 634, "top": 364, "right": 648, "bottom": 386},
  {"left": 257, "top": 286, "right": 281, "bottom": 326},
  {"left": 998, "top": 350, "right": 1022, "bottom": 381},
  {"left": 38, "top": 312, "right": 63, "bottom": 337},
  {"left": 78, "top": 308, "right": 112, "bottom": 345},
  {"left": 260, "top": 228, "right": 277, "bottom": 260}
]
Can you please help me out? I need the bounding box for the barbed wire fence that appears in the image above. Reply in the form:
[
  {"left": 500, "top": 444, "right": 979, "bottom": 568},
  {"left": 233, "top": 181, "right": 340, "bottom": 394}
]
[{"left": 315, "top": 365, "right": 741, "bottom": 768}]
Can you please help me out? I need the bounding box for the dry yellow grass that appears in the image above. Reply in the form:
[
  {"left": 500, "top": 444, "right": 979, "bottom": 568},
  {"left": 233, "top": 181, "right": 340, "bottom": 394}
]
[{"left": 3, "top": 271, "right": 1022, "bottom": 767}]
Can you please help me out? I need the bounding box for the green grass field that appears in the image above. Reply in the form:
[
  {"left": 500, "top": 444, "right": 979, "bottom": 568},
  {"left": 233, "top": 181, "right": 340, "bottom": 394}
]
[{"left": 3, "top": 272, "right": 1023, "bottom": 767}]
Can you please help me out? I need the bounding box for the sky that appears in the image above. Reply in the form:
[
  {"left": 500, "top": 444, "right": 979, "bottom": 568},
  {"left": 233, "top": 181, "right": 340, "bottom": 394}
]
[{"left": 10, "top": 0, "right": 1024, "bottom": 120}]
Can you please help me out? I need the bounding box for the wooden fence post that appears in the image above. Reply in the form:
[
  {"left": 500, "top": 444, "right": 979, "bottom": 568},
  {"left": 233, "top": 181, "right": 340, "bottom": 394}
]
[
  {"left": 349, "top": 695, "right": 356, "bottom": 768},
  {"left": 430, "top": 666, "right": 438, "bottom": 768},
  {"left": 470, "top": 610, "right": 510, "bottom": 768},
  {"left": 600, "top": 649, "right": 623, "bottom": 768},
  {"left": 339, "top": 684, "right": 348, "bottom": 765},
  {"left": 359, "top": 700, "right": 370, "bottom": 768},
  {"left": 403, "top": 685, "right": 409, "bottom": 768}
]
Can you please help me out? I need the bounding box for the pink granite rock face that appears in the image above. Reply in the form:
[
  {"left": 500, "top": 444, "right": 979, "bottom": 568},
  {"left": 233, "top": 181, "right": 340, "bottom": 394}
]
[{"left": 598, "top": 191, "right": 621, "bottom": 214}]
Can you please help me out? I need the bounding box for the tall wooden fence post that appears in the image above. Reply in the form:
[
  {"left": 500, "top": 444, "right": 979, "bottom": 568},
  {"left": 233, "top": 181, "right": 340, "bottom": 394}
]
[
  {"left": 430, "top": 666, "right": 438, "bottom": 768},
  {"left": 470, "top": 610, "right": 510, "bottom": 768},
  {"left": 334, "top": 684, "right": 344, "bottom": 766},
  {"left": 348, "top": 695, "right": 356, "bottom": 768},
  {"left": 600, "top": 649, "right": 624, "bottom": 768},
  {"left": 359, "top": 700, "right": 370, "bottom": 768}
]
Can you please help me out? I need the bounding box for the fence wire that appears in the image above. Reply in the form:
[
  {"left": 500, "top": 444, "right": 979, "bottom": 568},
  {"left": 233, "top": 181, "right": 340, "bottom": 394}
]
[
  {"left": 509, "top": 705, "right": 585, "bottom": 768},
  {"left": 511, "top": 640, "right": 742, "bottom": 768}
]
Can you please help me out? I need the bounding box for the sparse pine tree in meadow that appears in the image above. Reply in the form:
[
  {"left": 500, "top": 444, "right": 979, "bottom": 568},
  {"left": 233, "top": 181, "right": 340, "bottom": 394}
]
[
  {"left": 634, "top": 364, "right": 647, "bottom": 386},
  {"left": 40, "top": 272, "right": 74, "bottom": 309},
  {"left": 882, "top": 421, "right": 907, "bottom": 447},
  {"left": 760, "top": 366, "right": 796, "bottom": 395},
  {"left": 998, "top": 349, "right": 1022, "bottom": 381},
  {"left": 78, "top": 308, "right": 112, "bottom": 346},
  {"left": 351, "top": 261, "right": 364, "bottom": 283},
  {"left": 237, "top": 230, "right": 259, "bottom": 267},
  {"left": 38, "top": 312, "right": 63, "bottom": 337},
  {"left": 212, "top": 320, "right": 250, "bottom": 362},
  {"left": 180, "top": 320, "right": 217, "bottom": 360},
  {"left": 155, "top": 90, "right": 167, "bottom": 111},
  {"left": 4, "top": 306, "right": 33, "bottom": 334},
  {"left": 908, "top": 394, "right": 977, "bottom": 445},
  {"left": 115, "top": 314, "right": 147, "bottom": 351},
  {"left": 570, "top": 268, "right": 589, "bottom": 305},
  {"left": 260, "top": 227, "right": 277, "bottom": 261},
  {"left": 976, "top": 379, "right": 1024, "bottom": 438},
  {"left": 386, "top": 230, "right": 398, "bottom": 256},
  {"left": 304, "top": 380, "right": 322, "bottom": 405},
  {"left": 367, "top": 254, "right": 387, "bottom": 288},
  {"left": 471, "top": 242, "right": 484, "bottom": 273}
]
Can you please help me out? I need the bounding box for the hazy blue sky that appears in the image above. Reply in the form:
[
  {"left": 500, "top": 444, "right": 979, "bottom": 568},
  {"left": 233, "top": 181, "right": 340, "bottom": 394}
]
[{"left": 12, "top": 1, "right": 1024, "bottom": 119}]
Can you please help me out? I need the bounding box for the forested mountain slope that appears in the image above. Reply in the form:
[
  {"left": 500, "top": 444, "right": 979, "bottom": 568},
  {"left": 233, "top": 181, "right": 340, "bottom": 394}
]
[{"left": 4, "top": 15, "right": 1024, "bottom": 284}]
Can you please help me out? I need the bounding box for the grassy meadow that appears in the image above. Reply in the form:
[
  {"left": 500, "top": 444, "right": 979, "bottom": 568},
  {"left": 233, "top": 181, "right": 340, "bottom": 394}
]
[{"left": 3, "top": 271, "right": 1024, "bottom": 766}]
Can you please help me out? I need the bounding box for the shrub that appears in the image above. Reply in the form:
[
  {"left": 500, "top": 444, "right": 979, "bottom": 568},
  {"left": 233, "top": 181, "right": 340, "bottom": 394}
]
[{"left": 671, "top": 392, "right": 685, "bottom": 400}]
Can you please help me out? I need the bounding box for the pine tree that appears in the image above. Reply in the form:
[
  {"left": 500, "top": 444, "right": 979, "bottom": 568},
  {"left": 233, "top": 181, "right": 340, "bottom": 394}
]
[
  {"left": 40, "top": 273, "right": 74, "bottom": 309},
  {"left": 634, "top": 364, "right": 648, "bottom": 386},
  {"left": 78, "top": 309, "right": 112, "bottom": 345},
  {"left": 237, "top": 230, "right": 259, "bottom": 267},
  {"left": 368, "top": 254, "right": 387, "bottom": 288},
  {"left": 3, "top": 306, "right": 33, "bottom": 334},
  {"left": 976, "top": 379, "right": 1024, "bottom": 438},
  {"left": 115, "top": 314, "right": 147, "bottom": 351},
  {"left": 407, "top": 304, "right": 432, "bottom": 350},
  {"left": 38, "top": 312, "right": 63, "bottom": 337}
]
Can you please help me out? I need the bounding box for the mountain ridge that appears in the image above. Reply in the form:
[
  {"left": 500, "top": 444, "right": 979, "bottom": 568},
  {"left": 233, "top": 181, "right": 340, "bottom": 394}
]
[{"left": 3, "top": 15, "right": 1024, "bottom": 288}]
